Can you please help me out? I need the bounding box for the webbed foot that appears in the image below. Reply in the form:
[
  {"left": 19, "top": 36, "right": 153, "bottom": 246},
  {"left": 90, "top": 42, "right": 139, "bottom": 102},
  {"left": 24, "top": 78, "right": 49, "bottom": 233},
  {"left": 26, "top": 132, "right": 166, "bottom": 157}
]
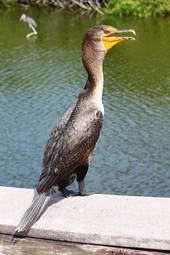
[
  {"left": 61, "top": 189, "right": 76, "bottom": 198},
  {"left": 73, "top": 191, "right": 91, "bottom": 196}
]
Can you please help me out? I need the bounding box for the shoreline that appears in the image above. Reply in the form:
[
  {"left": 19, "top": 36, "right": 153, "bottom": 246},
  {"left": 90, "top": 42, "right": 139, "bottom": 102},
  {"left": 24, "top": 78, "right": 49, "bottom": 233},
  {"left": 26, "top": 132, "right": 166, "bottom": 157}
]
[{"left": 1, "top": 0, "right": 170, "bottom": 18}]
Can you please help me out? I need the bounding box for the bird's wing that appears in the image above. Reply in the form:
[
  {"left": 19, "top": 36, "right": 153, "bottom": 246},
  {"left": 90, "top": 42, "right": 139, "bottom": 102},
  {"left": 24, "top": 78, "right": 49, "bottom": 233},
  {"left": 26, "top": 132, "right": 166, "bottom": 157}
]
[
  {"left": 28, "top": 17, "right": 37, "bottom": 28},
  {"left": 39, "top": 98, "right": 78, "bottom": 184},
  {"left": 37, "top": 108, "right": 103, "bottom": 193},
  {"left": 42, "top": 98, "right": 78, "bottom": 170}
]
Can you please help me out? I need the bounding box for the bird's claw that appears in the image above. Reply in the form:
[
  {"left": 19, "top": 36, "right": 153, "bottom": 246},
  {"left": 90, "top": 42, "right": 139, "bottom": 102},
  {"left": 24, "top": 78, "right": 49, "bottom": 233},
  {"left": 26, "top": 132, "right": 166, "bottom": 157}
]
[
  {"left": 61, "top": 189, "right": 77, "bottom": 198},
  {"left": 72, "top": 192, "right": 89, "bottom": 197}
]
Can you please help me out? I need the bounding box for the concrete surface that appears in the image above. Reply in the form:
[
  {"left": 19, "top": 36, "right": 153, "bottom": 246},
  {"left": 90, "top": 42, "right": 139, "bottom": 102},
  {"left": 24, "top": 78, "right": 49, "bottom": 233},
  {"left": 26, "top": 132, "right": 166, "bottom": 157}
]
[
  {"left": 0, "top": 186, "right": 170, "bottom": 251},
  {"left": 0, "top": 234, "right": 169, "bottom": 255}
]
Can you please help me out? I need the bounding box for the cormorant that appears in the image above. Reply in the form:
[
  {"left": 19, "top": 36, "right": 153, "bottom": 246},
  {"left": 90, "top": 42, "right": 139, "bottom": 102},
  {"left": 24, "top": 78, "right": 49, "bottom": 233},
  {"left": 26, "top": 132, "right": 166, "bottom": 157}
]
[{"left": 14, "top": 25, "right": 135, "bottom": 236}]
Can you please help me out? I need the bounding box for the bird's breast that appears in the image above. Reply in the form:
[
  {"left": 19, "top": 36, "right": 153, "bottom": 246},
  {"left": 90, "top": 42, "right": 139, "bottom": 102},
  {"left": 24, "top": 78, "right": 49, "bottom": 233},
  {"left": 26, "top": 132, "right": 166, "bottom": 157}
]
[
  {"left": 89, "top": 95, "right": 104, "bottom": 115},
  {"left": 79, "top": 89, "right": 104, "bottom": 115}
]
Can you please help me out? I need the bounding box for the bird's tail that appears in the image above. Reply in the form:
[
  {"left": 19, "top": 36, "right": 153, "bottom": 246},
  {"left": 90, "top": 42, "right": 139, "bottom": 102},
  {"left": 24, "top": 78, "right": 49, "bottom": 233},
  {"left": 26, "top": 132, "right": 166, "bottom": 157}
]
[{"left": 14, "top": 191, "right": 51, "bottom": 236}]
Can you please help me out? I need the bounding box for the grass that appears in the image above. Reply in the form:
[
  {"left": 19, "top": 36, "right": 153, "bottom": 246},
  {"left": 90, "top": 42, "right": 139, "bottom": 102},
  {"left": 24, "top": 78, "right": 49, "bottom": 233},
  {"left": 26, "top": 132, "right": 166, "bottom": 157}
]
[
  {"left": 1, "top": 0, "right": 170, "bottom": 17},
  {"left": 104, "top": 0, "right": 170, "bottom": 17}
]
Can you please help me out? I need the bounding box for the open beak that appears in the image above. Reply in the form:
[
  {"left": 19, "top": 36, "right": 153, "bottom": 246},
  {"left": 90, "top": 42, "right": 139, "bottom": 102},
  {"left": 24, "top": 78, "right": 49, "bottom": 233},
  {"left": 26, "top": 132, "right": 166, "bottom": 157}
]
[{"left": 102, "top": 28, "right": 136, "bottom": 50}]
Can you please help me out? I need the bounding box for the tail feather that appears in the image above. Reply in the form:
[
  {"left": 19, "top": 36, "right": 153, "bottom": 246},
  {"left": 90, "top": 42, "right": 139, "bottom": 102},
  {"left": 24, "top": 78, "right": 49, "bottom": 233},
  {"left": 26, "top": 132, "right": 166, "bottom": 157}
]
[{"left": 14, "top": 192, "right": 51, "bottom": 236}]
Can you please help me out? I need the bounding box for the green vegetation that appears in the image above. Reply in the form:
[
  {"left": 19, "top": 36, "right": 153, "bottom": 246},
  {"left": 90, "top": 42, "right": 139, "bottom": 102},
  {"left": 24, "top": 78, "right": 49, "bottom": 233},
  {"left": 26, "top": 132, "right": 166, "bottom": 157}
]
[
  {"left": 0, "top": 0, "right": 16, "bottom": 8},
  {"left": 104, "top": 0, "right": 170, "bottom": 17},
  {"left": 1, "top": 0, "right": 170, "bottom": 17}
]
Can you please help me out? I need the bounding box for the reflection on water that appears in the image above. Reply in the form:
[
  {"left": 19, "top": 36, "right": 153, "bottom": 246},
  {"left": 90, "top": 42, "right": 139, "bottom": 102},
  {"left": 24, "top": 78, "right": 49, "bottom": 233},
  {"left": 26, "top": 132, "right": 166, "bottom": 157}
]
[{"left": 0, "top": 8, "right": 170, "bottom": 197}]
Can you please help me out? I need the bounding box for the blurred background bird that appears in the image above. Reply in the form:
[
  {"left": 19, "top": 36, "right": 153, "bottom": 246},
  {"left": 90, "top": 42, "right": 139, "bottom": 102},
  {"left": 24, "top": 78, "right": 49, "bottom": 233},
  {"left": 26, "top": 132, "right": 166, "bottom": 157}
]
[{"left": 20, "top": 13, "right": 38, "bottom": 38}]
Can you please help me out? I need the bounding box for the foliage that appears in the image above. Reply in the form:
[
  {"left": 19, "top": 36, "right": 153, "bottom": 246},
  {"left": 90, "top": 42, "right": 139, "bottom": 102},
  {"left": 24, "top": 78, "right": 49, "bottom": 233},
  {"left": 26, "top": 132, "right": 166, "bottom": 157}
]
[
  {"left": 104, "top": 0, "right": 170, "bottom": 17},
  {"left": 1, "top": 0, "right": 170, "bottom": 17},
  {"left": 0, "top": 0, "right": 15, "bottom": 8},
  {"left": 19, "top": 0, "right": 105, "bottom": 14}
]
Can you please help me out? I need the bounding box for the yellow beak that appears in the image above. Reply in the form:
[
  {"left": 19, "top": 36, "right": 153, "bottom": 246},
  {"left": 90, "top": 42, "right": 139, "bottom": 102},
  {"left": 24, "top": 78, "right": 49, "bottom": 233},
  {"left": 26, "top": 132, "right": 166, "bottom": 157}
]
[{"left": 102, "top": 28, "right": 136, "bottom": 50}]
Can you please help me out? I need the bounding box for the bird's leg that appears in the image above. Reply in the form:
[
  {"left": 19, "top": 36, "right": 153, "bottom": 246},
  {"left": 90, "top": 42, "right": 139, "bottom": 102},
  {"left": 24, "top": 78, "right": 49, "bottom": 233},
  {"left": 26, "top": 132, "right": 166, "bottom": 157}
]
[
  {"left": 60, "top": 187, "right": 78, "bottom": 198},
  {"left": 75, "top": 164, "right": 89, "bottom": 196},
  {"left": 58, "top": 174, "right": 76, "bottom": 198},
  {"left": 31, "top": 25, "right": 38, "bottom": 35},
  {"left": 26, "top": 32, "right": 35, "bottom": 39},
  {"left": 78, "top": 179, "right": 87, "bottom": 196},
  {"left": 26, "top": 25, "right": 38, "bottom": 39},
  {"left": 58, "top": 184, "right": 72, "bottom": 198},
  {"left": 61, "top": 188, "right": 74, "bottom": 198}
]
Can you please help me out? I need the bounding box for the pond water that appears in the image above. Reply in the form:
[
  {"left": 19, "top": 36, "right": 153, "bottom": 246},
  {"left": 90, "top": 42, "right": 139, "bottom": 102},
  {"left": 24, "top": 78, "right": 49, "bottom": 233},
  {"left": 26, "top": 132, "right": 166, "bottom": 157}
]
[{"left": 0, "top": 7, "right": 170, "bottom": 197}]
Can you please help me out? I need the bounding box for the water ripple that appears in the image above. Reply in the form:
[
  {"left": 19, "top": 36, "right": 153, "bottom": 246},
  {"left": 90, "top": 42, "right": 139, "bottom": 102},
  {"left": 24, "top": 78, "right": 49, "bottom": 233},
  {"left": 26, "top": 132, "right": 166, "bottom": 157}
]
[{"left": 0, "top": 10, "right": 170, "bottom": 196}]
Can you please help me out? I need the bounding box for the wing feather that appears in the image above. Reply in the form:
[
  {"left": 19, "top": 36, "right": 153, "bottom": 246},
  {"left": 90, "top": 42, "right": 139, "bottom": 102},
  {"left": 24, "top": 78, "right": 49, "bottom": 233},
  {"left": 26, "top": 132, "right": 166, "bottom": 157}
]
[
  {"left": 37, "top": 108, "right": 103, "bottom": 193},
  {"left": 43, "top": 99, "right": 78, "bottom": 167}
]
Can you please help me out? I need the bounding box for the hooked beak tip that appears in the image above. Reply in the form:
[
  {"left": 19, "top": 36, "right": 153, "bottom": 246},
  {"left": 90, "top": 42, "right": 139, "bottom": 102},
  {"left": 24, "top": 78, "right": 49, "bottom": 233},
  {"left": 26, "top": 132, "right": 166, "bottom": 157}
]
[
  {"left": 129, "top": 29, "right": 136, "bottom": 36},
  {"left": 116, "top": 28, "right": 136, "bottom": 36},
  {"left": 116, "top": 28, "right": 136, "bottom": 41}
]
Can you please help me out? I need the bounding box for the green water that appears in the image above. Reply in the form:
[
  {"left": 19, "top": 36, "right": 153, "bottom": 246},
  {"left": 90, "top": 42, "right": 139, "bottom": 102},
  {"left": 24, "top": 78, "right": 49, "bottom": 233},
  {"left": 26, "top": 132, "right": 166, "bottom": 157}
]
[{"left": 0, "top": 7, "right": 170, "bottom": 197}]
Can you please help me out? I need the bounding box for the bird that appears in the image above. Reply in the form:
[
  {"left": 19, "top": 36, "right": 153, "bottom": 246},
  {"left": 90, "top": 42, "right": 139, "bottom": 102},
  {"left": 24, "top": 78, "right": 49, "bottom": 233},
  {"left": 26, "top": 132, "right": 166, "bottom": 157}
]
[
  {"left": 20, "top": 13, "right": 38, "bottom": 39},
  {"left": 14, "top": 25, "right": 135, "bottom": 236}
]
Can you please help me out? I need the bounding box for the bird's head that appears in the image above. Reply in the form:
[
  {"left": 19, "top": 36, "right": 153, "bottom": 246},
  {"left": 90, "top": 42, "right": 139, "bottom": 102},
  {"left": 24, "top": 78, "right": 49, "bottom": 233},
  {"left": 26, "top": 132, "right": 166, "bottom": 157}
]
[
  {"left": 20, "top": 14, "right": 26, "bottom": 22},
  {"left": 82, "top": 25, "right": 135, "bottom": 83},
  {"left": 83, "top": 25, "right": 136, "bottom": 54}
]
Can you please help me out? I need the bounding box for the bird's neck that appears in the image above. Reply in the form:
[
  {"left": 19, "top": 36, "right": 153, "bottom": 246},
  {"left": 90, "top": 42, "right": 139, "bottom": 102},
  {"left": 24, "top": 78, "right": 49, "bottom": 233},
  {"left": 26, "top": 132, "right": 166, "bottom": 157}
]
[
  {"left": 88, "top": 66, "right": 104, "bottom": 101},
  {"left": 82, "top": 52, "right": 104, "bottom": 101}
]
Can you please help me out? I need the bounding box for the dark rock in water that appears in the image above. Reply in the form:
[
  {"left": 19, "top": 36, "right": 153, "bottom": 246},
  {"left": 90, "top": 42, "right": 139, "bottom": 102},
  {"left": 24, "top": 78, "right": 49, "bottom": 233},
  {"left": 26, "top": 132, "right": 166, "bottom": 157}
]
[{"left": 17, "top": 0, "right": 30, "bottom": 4}]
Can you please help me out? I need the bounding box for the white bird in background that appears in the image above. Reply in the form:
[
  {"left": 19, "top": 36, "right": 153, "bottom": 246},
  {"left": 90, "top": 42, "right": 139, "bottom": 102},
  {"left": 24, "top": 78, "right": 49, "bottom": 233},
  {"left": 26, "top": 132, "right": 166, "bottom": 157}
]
[{"left": 20, "top": 14, "right": 38, "bottom": 39}]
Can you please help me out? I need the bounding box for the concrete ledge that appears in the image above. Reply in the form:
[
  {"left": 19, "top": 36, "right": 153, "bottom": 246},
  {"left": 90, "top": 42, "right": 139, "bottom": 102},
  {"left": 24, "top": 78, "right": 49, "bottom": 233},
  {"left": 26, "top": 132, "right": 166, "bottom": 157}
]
[
  {"left": 0, "top": 186, "right": 170, "bottom": 251},
  {"left": 0, "top": 234, "right": 168, "bottom": 255}
]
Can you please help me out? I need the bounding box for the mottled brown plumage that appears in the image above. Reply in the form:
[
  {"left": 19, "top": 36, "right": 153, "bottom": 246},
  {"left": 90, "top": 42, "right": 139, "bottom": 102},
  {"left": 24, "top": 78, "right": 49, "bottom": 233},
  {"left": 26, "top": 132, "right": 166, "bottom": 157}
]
[
  {"left": 14, "top": 25, "right": 135, "bottom": 235},
  {"left": 37, "top": 26, "right": 108, "bottom": 195},
  {"left": 38, "top": 94, "right": 103, "bottom": 194}
]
